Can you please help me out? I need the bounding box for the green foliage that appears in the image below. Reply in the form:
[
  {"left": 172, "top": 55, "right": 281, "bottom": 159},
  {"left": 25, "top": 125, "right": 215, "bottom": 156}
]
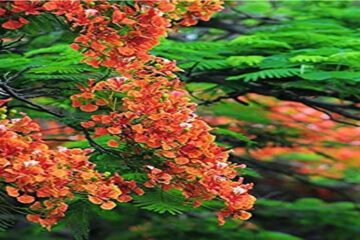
[
  {"left": 150, "top": 2, "right": 360, "bottom": 239},
  {"left": 0, "top": 1, "right": 359, "bottom": 240},
  {"left": 153, "top": 2, "right": 360, "bottom": 101},
  {"left": 212, "top": 127, "right": 254, "bottom": 146},
  {"left": 205, "top": 102, "right": 270, "bottom": 124},
  {"left": 276, "top": 152, "right": 324, "bottom": 162},
  {"left": 256, "top": 198, "right": 360, "bottom": 240},
  {"left": 133, "top": 189, "right": 190, "bottom": 215},
  {"left": 63, "top": 201, "right": 91, "bottom": 240},
  {"left": 0, "top": 44, "right": 104, "bottom": 86},
  {"left": 230, "top": 36, "right": 292, "bottom": 50},
  {"left": 0, "top": 191, "right": 16, "bottom": 232},
  {"left": 227, "top": 55, "right": 264, "bottom": 68},
  {"left": 227, "top": 68, "right": 300, "bottom": 81}
]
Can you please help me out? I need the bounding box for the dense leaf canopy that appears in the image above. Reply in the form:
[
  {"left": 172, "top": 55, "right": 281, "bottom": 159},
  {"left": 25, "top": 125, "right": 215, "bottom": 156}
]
[{"left": 0, "top": 1, "right": 359, "bottom": 240}]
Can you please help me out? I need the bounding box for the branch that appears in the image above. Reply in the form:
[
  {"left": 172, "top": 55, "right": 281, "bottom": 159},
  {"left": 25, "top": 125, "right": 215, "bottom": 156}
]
[
  {"left": 0, "top": 35, "right": 25, "bottom": 51},
  {"left": 0, "top": 69, "right": 121, "bottom": 156},
  {"left": 199, "top": 91, "right": 248, "bottom": 106},
  {"left": 307, "top": 105, "right": 359, "bottom": 127},
  {"left": 81, "top": 127, "right": 112, "bottom": 154},
  {"left": 245, "top": 82, "right": 360, "bottom": 122},
  {"left": 3, "top": 67, "right": 33, "bottom": 83},
  {"left": 0, "top": 82, "right": 63, "bottom": 118}
]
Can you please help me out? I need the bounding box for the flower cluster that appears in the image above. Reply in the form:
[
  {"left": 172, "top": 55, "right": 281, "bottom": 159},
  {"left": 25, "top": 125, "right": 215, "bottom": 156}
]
[
  {"left": 0, "top": 103, "right": 143, "bottom": 230},
  {"left": 71, "top": 58, "right": 255, "bottom": 225},
  {"left": 0, "top": 1, "right": 42, "bottom": 29},
  {"left": 47, "top": 0, "right": 223, "bottom": 73},
  {"left": 1, "top": 0, "right": 255, "bottom": 227},
  {"left": 1, "top": 0, "right": 223, "bottom": 73}
]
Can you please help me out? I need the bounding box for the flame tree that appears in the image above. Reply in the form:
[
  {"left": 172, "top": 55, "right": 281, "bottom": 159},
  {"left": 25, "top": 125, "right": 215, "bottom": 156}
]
[{"left": 0, "top": 1, "right": 359, "bottom": 240}]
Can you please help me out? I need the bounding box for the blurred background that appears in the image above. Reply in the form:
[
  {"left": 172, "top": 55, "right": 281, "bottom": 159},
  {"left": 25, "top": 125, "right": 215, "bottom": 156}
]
[{"left": 0, "top": 0, "right": 359, "bottom": 239}]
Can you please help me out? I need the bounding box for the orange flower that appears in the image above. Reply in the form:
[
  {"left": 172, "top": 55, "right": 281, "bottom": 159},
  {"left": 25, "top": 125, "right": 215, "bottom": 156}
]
[
  {"left": 80, "top": 104, "right": 98, "bottom": 112},
  {"left": 0, "top": 0, "right": 256, "bottom": 228},
  {"left": 0, "top": 8, "right": 6, "bottom": 17},
  {"left": 0, "top": 110, "right": 143, "bottom": 229},
  {"left": 174, "top": 157, "right": 189, "bottom": 165},
  {"left": 2, "top": 17, "right": 29, "bottom": 29},
  {"left": 107, "top": 139, "right": 119, "bottom": 148},
  {"left": 6, "top": 186, "right": 19, "bottom": 197},
  {"left": 132, "top": 124, "right": 143, "bottom": 134},
  {"left": 17, "top": 195, "right": 35, "bottom": 204},
  {"left": 100, "top": 201, "right": 116, "bottom": 210},
  {"left": 107, "top": 127, "right": 121, "bottom": 135}
]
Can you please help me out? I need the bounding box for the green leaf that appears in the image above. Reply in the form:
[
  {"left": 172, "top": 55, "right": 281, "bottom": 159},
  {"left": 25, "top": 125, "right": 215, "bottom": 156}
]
[
  {"left": 290, "top": 55, "right": 328, "bottom": 63},
  {"left": 0, "top": 191, "right": 16, "bottom": 232},
  {"left": 186, "top": 82, "right": 218, "bottom": 92},
  {"left": 212, "top": 127, "right": 254, "bottom": 145},
  {"left": 230, "top": 36, "right": 292, "bottom": 50},
  {"left": 277, "top": 152, "right": 324, "bottom": 162},
  {"left": 258, "top": 231, "right": 303, "bottom": 240},
  {"left": 227, "top": 56, "right": 264, "bottom": 68},
  {"left": 206, "top": 102, "right": 270, "bottom": 124},
  {"left": 300, "top": 70, "right": 332, "bottom": 80},
  {"left": 300, "top": 70, "right": 360, "bottom": 81},
  {"left": 239, "top": 167, "right": 263, "bottom": 178},
  {"left": 63, "top": 201, "right": 91, "bottom": 240},
  {"left": 227, "top": 68, "right": 300, "bottom": 81},
  {"left": 134, "top": 189, "right": 189, "bottom": 215}
]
